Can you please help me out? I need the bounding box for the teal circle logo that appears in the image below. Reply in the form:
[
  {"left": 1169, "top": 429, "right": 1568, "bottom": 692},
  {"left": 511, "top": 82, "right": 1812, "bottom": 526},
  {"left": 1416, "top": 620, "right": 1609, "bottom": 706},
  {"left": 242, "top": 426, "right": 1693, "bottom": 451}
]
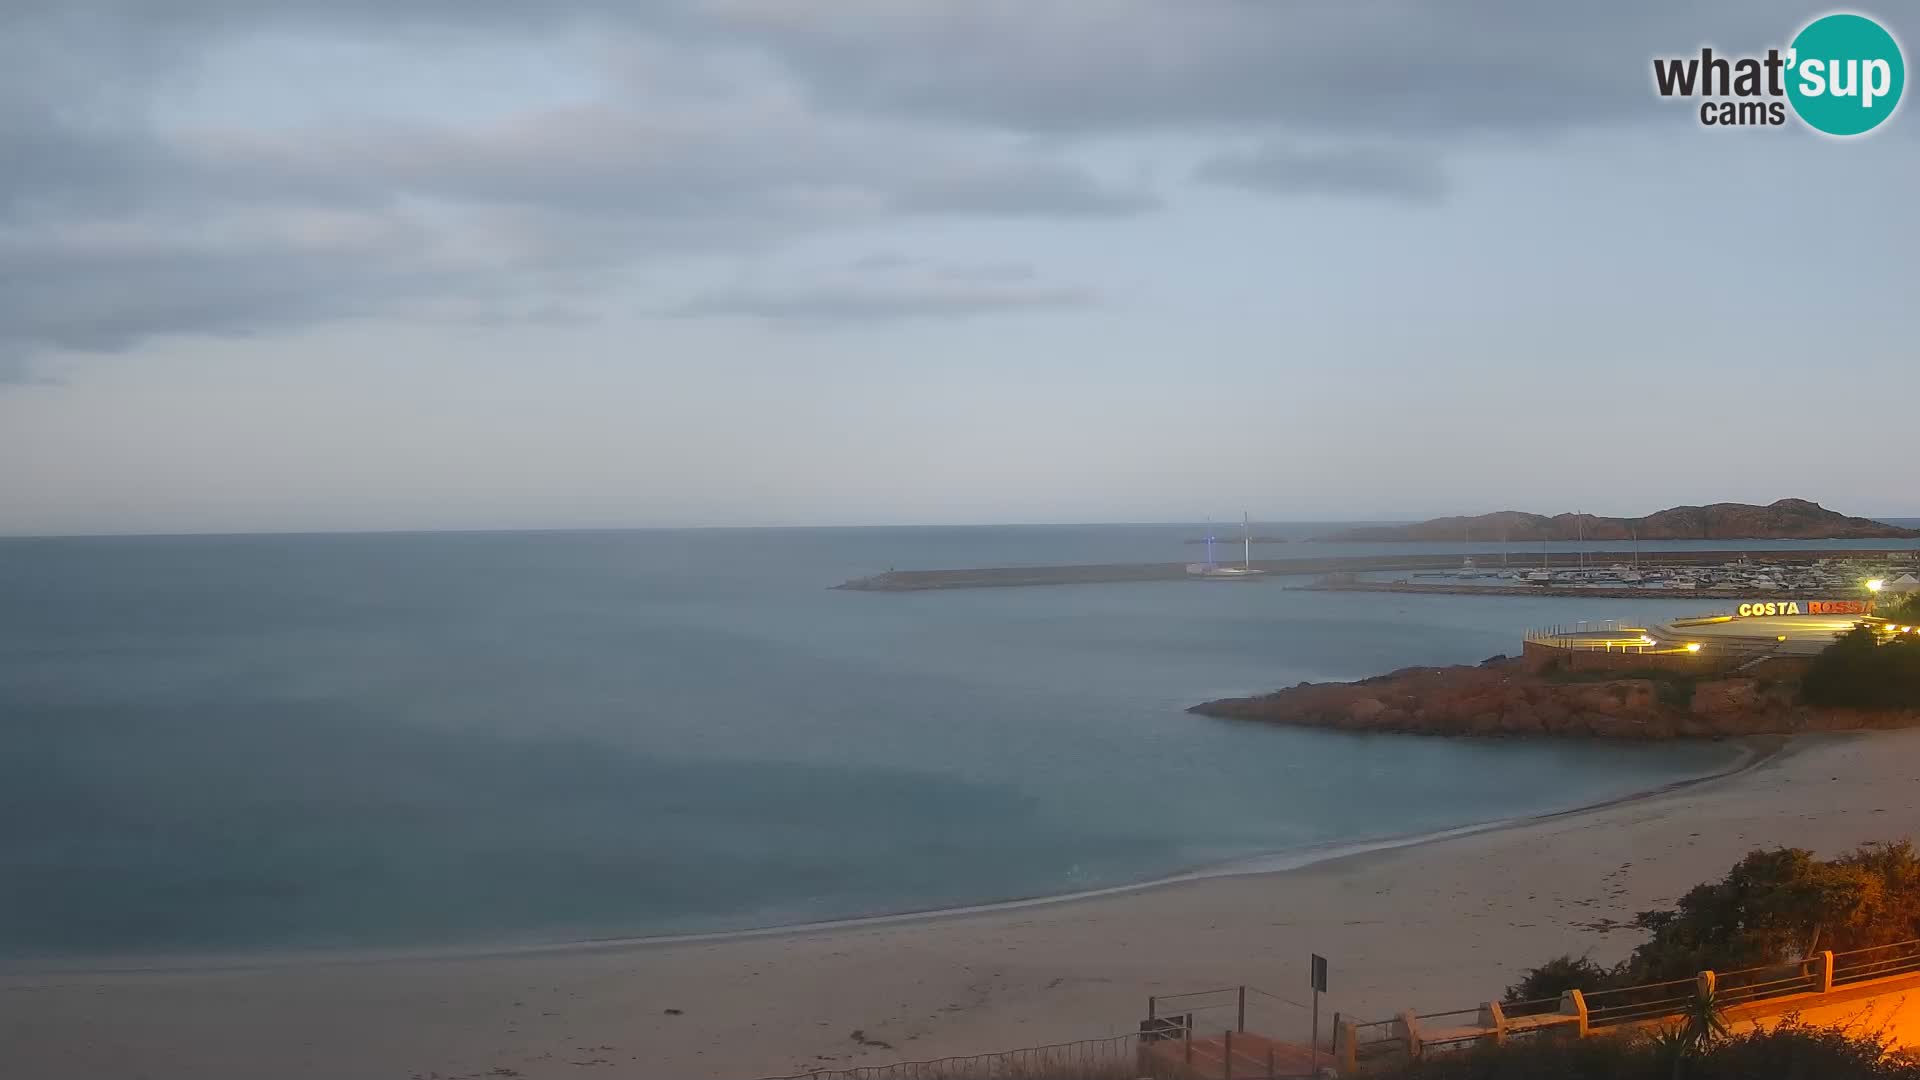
[{"left": 1786, "top": 13, "right": 1905, "bottom": 136}]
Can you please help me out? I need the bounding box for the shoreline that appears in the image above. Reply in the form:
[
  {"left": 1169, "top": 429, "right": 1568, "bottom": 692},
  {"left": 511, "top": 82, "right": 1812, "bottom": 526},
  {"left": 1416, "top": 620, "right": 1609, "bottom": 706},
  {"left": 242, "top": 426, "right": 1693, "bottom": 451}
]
[
  {"left": 9, "top": 728, "right": 1916, "bottom": 1080},
  {"left": 2, "top": 735, "right": 1788, "bottom": 978}
]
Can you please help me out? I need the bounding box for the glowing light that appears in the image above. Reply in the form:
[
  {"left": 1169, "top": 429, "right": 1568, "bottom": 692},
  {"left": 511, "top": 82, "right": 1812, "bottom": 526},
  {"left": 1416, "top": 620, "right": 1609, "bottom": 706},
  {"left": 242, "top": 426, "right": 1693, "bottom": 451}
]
[
  {"left": 1685, "top": 642, "right": 1703, "bottom": 653},
  {"left": 1868, "top": 579, "right": 1886, "bottom": 593}
]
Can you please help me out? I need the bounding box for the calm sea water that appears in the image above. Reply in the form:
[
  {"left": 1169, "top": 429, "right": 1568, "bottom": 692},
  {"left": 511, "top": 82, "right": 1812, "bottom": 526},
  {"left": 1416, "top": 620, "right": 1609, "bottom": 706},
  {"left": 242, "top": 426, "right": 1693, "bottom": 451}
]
[{"left": 3, "top": 523, "right": 1916, "bottom": 961}]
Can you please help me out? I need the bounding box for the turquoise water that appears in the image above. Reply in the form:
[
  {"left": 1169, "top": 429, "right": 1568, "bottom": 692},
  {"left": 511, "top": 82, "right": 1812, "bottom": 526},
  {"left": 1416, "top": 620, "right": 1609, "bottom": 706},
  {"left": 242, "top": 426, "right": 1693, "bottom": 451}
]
[{"left": 3, "top": 524, "right": 1911, "bottom": 960}]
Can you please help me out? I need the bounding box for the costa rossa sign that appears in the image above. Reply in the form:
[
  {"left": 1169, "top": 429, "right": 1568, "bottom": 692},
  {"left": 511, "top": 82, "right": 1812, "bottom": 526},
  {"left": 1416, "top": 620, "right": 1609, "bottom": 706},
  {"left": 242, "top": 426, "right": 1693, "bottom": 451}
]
[{"left": 1737, "top": 599, "right": 1874, "bottom": 617}]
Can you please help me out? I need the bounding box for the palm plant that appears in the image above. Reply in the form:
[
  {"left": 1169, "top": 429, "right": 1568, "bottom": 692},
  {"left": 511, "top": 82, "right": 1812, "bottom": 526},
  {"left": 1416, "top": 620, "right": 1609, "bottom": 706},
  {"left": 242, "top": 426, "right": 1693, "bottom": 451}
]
[{"left": 1648, "top": 986, "right": 1730, "bottom": 1080}]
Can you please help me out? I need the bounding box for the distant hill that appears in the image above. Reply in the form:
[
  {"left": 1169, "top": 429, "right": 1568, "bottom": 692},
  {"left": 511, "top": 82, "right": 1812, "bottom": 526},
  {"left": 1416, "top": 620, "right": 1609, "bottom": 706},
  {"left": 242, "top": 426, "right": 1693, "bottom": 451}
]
[{"left": 1317, "top": 499, "right": 1920, "bottom": 542}]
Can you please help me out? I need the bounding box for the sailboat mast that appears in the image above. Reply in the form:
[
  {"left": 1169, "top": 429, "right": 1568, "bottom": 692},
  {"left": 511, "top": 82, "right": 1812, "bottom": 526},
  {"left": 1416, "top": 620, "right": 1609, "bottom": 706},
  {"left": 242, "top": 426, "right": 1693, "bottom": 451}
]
[{"left": 1243, "top": 512, "right": 1251, "bottom": 571}]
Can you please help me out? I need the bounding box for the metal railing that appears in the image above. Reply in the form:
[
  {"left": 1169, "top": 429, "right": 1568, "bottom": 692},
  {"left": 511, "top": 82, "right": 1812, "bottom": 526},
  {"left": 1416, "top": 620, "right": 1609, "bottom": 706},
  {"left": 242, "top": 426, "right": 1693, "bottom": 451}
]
[
  {"left": 1410, "top": 1006, "right": 1497, "bottom": 1053},
  {"left": 1524, "top": 619, "right": 1638, "bottom": 641},
  {"left": 1348, "top": 1017, "right": 1406, "bottom": 1063},
  {"left": 1495, "top": 994, "right": 1564, "bottom": 1022},
  {"left": 1833, "top": 939, "right": 1920, "bottom": 986},
  {"left": 1713, "top": 958, "right": 1820, "bottom": 1008},
  {"left": 1583, "top": 976, "right": 1701, "bottom": 1028},
  {"left": 1145, "top": 984, "right": 1314, "bottom": 1045},
  {"left": 1148, "top": 985, "right": 1248, "bottom": 1032},
  {"left": 1140, "top": 984, "right": 1328, "bottom": 1078},
  {"left": 1347, "top": 934, "right": 1920, "bottom": 1069}
]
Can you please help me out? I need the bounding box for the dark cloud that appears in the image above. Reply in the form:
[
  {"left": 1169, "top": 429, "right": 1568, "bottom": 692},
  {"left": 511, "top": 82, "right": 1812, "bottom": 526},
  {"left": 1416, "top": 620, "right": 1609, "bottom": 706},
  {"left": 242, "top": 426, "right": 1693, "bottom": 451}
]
[
  {"left": 690, "top": 1, "right": 1826, "bottom": 135},
  {"left": 0, "top": 2, "right": 1164, "bottom": 372},
  {"left": 1196, "top": 143, "right": 1448, "bottom": 203},
  {"left": 0, "top": 0, "right": 1864, "bottom": 373},
  {"left": 674, "top": 281, "right": 1093, "bottom": 322}
]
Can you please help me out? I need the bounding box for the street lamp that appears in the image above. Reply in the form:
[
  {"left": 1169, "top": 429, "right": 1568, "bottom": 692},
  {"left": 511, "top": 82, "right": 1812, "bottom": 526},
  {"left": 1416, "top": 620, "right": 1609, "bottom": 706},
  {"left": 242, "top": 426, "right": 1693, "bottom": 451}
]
[{"left": 1868, "top": 579, "right": 1886, "bottom": 593}]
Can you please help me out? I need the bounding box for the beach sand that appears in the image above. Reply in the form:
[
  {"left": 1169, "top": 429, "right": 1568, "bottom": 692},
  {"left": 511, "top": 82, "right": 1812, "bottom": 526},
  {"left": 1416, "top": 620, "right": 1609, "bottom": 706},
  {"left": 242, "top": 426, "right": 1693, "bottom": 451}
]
[{"left": 7, "top": 729, "right": 1920, "bottom": 1080}]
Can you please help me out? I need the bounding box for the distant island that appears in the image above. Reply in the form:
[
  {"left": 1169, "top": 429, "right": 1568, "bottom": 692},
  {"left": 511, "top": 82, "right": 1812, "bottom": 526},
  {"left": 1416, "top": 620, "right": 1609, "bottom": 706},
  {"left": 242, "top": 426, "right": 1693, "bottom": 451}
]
[{"left": 1315, "top": 498, "right": 1918, "bottom": 542}]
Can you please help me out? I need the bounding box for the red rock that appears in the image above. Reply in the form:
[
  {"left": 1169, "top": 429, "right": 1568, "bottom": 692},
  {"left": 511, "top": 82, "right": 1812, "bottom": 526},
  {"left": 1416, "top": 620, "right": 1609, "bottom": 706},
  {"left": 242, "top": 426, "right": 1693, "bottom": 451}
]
[{"left": 1187, "top": 656, "right": 1920, "bottom": 740}]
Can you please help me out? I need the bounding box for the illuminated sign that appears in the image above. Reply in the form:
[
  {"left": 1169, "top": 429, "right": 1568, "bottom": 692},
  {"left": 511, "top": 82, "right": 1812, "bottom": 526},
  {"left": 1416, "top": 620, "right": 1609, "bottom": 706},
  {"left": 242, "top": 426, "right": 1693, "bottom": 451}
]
[
  {"left": 1736, "top": 599, "right": 1874, "bottom": 617},
  {"left": 1809, "top": 599, "right": 1874, "bottom": 615}
]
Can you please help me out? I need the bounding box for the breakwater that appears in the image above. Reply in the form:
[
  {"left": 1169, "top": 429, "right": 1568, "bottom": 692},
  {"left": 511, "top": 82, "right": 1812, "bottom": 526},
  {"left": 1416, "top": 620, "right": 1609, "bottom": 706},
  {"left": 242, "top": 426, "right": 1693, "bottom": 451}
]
[
  {"left": 1293, "top": 581, "right": 1840, "bottom": 600},
  {"left": 834, "top": 549, "right": 1915, "bottom": 592}
]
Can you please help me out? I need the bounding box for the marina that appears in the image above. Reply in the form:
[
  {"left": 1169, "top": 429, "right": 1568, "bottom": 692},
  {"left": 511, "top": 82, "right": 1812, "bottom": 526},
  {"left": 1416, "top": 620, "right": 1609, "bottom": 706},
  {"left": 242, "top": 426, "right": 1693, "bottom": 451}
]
[{"left": 837, "top": 549, "right": 1920, "bottom": 595}]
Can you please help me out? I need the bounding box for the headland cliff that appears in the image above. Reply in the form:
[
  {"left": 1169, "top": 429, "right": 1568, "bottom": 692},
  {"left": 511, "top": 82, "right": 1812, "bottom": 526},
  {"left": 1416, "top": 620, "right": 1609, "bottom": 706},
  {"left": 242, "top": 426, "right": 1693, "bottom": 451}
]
[{"left": 1190, "top": 655, "right": 1920, "bottom": 739}]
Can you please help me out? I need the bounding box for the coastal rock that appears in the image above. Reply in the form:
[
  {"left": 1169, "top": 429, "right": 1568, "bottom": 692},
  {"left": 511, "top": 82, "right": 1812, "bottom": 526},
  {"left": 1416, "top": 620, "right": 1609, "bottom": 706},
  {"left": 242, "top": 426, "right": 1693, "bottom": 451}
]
[
  {"left": 1187, "top": 657, "right": 1920, "bottom": 740},
  {"left": 1692, "top": 679, "right": 1759, "bottom": 716}
]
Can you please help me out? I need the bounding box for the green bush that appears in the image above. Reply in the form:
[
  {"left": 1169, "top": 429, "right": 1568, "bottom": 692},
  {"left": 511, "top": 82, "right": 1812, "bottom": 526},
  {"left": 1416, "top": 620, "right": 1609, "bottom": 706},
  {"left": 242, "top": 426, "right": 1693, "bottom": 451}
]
[
  {"left": 1503, "top": 954, "right": 1618, "bottom": 1004},
  {"left": 1689, "top": 1020, "right": 1920, "bottom": 1079},
  {"left": 1507, "top": 842, "right": 1920, "bottom": 992},
  {"left": 1801, "top": 625, "right": 1920, "bottom": 709},
  {"left": 1383, "top": 1031, "right": 1655, "bottom": 1080},
  {"left": 1654, "top": 676, "right": 1697, "bottom": 710},
  {"left": 1881, "top": 593, "right": 1920, "bottom": 626},
  {"left": 1380, "top": 1021, "right": 1920, "bottom": 1080}
]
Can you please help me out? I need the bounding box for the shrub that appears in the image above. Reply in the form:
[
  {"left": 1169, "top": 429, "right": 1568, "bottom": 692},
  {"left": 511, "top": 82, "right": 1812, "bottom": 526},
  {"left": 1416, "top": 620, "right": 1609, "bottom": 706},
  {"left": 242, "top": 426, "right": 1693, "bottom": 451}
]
[
  {"left": 1506, "top": 842, "right": 1920, "bottom": 991},
  {"left": 1654, "top": 676, "right": 1697, "bottom": 710},
  {"left": 1379, "top": 1021, "right": 1920, "bottom": 1080},
  {"left": 1689, "top": 1020, "right": 1920, "bottom": 1080},
  {"left": 1801, "top": 626, "right": 1920, "bottom": 709},
  {"left": 1502, "top": 954, "right": 1619, "bottom": 1004},
  {"left": 1383, "top": 1031, "right": 1653, "bottom": 1080}
]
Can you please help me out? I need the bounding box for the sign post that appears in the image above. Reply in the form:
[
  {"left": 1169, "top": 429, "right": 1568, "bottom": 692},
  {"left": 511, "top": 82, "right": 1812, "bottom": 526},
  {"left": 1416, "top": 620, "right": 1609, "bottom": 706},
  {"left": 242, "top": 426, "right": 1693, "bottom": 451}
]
[{"left": 1310, "top": 954, "right": 1329, "bottom": 1074}]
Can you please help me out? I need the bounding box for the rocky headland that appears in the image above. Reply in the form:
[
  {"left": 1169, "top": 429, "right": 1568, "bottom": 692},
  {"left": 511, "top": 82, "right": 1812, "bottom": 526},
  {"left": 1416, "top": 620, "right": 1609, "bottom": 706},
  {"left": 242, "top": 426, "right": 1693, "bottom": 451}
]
[{"left": 1189, "top": 655, "right": 1920, "bottom": 739}]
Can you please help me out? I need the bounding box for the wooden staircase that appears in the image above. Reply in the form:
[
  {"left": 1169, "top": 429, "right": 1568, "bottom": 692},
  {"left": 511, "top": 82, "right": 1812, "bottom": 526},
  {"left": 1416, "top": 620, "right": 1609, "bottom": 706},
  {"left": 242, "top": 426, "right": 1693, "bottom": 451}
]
[{"left": 1142, "top": 1029, "right": 1325, "bottom": 1079}]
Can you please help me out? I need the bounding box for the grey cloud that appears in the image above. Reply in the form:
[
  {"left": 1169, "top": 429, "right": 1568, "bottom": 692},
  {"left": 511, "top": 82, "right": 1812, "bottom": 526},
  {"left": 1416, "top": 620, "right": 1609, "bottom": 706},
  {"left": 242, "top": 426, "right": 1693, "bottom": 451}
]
[
  {"left": 0, "top": 0, "right": 1854, "bottom": 374},
  {"left": 848, "top": 253, "right": 1034, "bottom": 282},
  {"left": 697, "top": 0, "right": 1829, "bottom": 135},
  {"left": 0, "top": 10, "right": 1148, "bottom": 370},
  {"left": 199, "top": 108, "right": 1150, "bottom": 222},
  {"left": 0, "top": 351, "right": 50, "bottom": 385},
  {"left": 674, "top": 282, "right": 1093, "bottom": 322},
  {"left": 1196, "top": 144, "right": 1448, "bottom": 203},
  {"left": 890, "top": 162, "right": 1159, "bottom": 217},
  {"left": 934, "top": 261, "right": 1034, "bottom": 283},
  {"left": 848, "top": 251, "right": 919, "bottom": 272},
  {"left": 0, "top": 215, "right": 448, "bottom": 355},
  {"left": 1, "top": 0, "right": 1851, "bottom": 138}
]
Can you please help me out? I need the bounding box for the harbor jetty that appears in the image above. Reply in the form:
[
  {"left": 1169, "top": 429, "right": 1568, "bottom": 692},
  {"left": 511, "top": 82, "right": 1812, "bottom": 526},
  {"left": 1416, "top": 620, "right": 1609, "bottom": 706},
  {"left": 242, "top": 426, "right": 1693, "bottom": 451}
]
[{"left": 835, "top": 549, "right": 1918, "bottom": 592}]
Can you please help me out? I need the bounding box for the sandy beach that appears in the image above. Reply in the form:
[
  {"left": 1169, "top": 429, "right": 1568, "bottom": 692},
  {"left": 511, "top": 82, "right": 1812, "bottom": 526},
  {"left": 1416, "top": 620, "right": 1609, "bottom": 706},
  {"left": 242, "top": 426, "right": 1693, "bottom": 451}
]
[{"left": 7, "top": 729, "right": 1920, "bottom": 1080}]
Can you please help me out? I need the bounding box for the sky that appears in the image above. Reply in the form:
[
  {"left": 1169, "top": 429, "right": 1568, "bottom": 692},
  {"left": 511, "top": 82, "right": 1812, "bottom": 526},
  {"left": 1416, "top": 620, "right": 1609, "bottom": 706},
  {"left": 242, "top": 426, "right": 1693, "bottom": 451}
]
[{"left": 2, "top": 1, "right": 1916, "bottom": 535}]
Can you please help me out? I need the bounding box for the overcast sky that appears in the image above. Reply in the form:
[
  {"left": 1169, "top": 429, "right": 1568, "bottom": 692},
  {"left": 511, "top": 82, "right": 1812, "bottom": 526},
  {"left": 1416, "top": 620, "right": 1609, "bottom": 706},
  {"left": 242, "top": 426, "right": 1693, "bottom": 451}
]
[{"left": 3, "top": 1, "right": 1915, "bottom": 535}]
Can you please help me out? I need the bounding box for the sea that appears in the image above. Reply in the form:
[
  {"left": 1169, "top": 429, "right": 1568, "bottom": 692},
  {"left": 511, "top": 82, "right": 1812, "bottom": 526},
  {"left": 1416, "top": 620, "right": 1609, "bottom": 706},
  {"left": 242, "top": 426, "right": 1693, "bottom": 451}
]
[{"left": 4, "top": 522, "right": 1918, "bottom": 962}]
